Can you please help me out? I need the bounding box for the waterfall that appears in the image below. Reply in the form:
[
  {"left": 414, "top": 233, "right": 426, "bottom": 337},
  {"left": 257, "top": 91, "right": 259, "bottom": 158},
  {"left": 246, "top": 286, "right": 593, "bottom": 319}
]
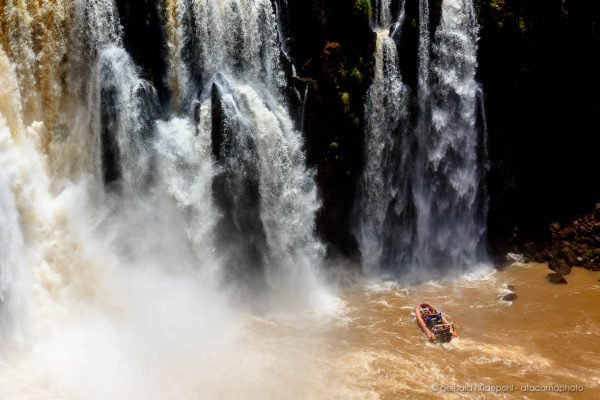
[
  {"left": 90, "top": 46, "right": 159, "bottom": 190},
  {"left": 357, "top": 0, "right": 487, "bottom": 274},
  {"left": 0, "top": 50, "right": 23, "bottom": 308},
  {"left": 372, "top": 0, "right": 393, "bottom": 28},
  {"left": 390, "top": 0, "right": 407, "bottom": 39},
  {"left": 357, "top": 29, "right": 409, "bottom": 275},
  {"left": 0, "top": 0, "right": 69, "bottom": 134},
  {"left": 0, "top": 0, "right": 39, "bottom": 119},
  {"left": 357, "top": 0, "right": 413, "bottom": 275},
  {"left": 417, "top": 0, "right": 431, "bottom": 113},
  {"left": 412, "top": 0, "right": 487, "bottom": 270},
  {"left": 164, "top": 0, "right": 286, "bottom": 108},
  {"left": 0, "top": 155, "right": 25, "bottom": 343},
  {"left": 0, "top": 48, "right": 51, "bottom": 347},
  {"left": 0, "top": 0, "right": 329, "bottom": 349},
  {"left": 162, "top": 0, "right": 324, "bottom": 300},
  {"left": 0, "top": 0, "right": 335, "bottom": 393},
  {"left": 274, "top": 0, "right": 293, "bottom": 59},
  {"left": 0, "top": 176, "right": 15, "bottom": 302},
  {"left": 300, "top": 83, "right": 309, "bottom": 134},
  {"left": 0, "top": 169, "right": 23, "bottom": 309}
]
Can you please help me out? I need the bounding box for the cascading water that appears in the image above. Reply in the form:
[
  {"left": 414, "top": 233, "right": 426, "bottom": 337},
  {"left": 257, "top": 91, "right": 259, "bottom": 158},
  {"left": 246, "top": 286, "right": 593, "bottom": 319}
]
[
  {"left": 413, "top": 0, "right": 487, "bottom": 270},
  {"left": 357, "top": 0, "right": 487, "bottom": 275},
  {"left": 51, "top": 0, "right": 152, "bottom": 181},
  {"left": 372, "top": 0, "right": 393, "bottom": 28},
  {"left": 390, "top": 0, "right": 407, "bottom": 39},
  {"left": 356, "top": 0, "right": 413, "bottom": 275},
  {"left": 92, "top": 46, "right": 159, "bottom": 190},
  {"left": 356, "top": 30, "right": 409, "bottom": 275},
  {"left": 417, "top": 0, "right": 431, "bottom": 114},
  {"left": 0, "top": 47, "right": 31, "bottom": 333},
  {"left": 0, "top": 174, "right": 17, "bottom": 303},
  {"left": 0, "top": 156, "right": 24, "bottom": 340},
  {"left": 274, "top": 0, "right": 293, "bottom": 59},
  {"left": 0, "top": 0, "right": 332, "bottom": 398},
  {"left": 165, "top": 0, "right": 285, "bottom": 107},
  {"left": 163, "top": 0, "right": 325, "bottom": 302}
]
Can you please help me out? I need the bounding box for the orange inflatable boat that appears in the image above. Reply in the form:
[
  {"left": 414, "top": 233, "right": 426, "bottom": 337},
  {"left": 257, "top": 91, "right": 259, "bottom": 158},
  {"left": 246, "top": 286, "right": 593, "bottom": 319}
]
[{"left": 415, "top": 303, "right": 458, "bottom": 343}]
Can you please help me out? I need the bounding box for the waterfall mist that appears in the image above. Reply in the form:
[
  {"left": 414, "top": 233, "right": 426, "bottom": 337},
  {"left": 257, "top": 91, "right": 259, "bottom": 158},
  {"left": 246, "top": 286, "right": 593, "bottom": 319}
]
[{"left": 1, "top": 0, "right": 336, "bottom": 398}]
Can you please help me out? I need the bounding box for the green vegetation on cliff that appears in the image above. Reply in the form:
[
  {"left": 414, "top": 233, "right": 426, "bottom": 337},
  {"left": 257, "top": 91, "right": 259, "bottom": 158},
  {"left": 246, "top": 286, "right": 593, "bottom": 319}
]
[{"left": 353, "top": 0, "right": 372, "bottom": 19}]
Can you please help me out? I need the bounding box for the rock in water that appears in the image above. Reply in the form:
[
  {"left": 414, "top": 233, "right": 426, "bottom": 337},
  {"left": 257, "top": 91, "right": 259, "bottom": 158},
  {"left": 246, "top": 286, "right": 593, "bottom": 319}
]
[
  {"left": 548, "top": 259, "right": 571, "bottom": 275},
  {"left": 546, "top": 273, "right": 568, "bottom": 284},
  {"left": 502, "top": 293, "right": 517, "bottom": 302}
]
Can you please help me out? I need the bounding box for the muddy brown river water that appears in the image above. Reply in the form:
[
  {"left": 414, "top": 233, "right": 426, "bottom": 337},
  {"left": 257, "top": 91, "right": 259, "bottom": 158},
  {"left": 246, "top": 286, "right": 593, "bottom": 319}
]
[
  {"left": 2, "top": 263, "right": 598, "bottom": 400},
  {"left": 247, "top": 263, "right": 600, "bottom": 399}
]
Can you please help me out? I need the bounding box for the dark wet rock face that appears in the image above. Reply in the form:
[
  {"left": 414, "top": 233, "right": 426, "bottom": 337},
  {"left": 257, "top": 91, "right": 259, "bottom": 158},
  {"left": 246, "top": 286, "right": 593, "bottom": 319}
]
[
  {"left": 100, "top": 81, "right": 122, "bottom": 186},
  {"left": 278, "top": 1, "right": 375, "bottom": 257},
  {"left": 483, "top": 0, "right": 600, "bottom": 246},
  {"left": 116, "top": 0, "right": 168, "bottom": 104}
]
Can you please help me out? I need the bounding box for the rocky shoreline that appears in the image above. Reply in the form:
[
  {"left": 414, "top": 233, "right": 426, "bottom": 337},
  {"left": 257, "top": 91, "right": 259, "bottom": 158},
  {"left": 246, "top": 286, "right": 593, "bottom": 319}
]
[{"left": 498, "top": 203, "right": 600, "bottom": 284}]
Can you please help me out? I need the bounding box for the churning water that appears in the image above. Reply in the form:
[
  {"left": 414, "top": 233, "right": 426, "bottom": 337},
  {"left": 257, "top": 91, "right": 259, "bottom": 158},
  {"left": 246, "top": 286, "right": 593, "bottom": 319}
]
[
  {"left": 0, "top": 0, "right": 334, "bottom": 398},
  {"left": 1, "top": 1, "right": 574, "bottom": 399}
]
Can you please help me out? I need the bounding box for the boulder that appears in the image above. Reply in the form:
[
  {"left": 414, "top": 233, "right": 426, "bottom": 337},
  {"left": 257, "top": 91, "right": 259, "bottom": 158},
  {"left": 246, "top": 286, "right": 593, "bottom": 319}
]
[
  {"left": 549, "top": 258, "right": 571, "bottom": 275},
  {"left": 559, "top": 247, "right": 577, "bottom": 266},
  {"left": 502, "top": 293, "right": 518, "bottom": 302},
  {"left": 546, "top": 273, "right": 568, "bottom": 284},
  {"left": 557, "top": 259, "right": 572, "bottom": 274},
  {"left": 523, "top": 242, "right": 543, "bottom": 261}
]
